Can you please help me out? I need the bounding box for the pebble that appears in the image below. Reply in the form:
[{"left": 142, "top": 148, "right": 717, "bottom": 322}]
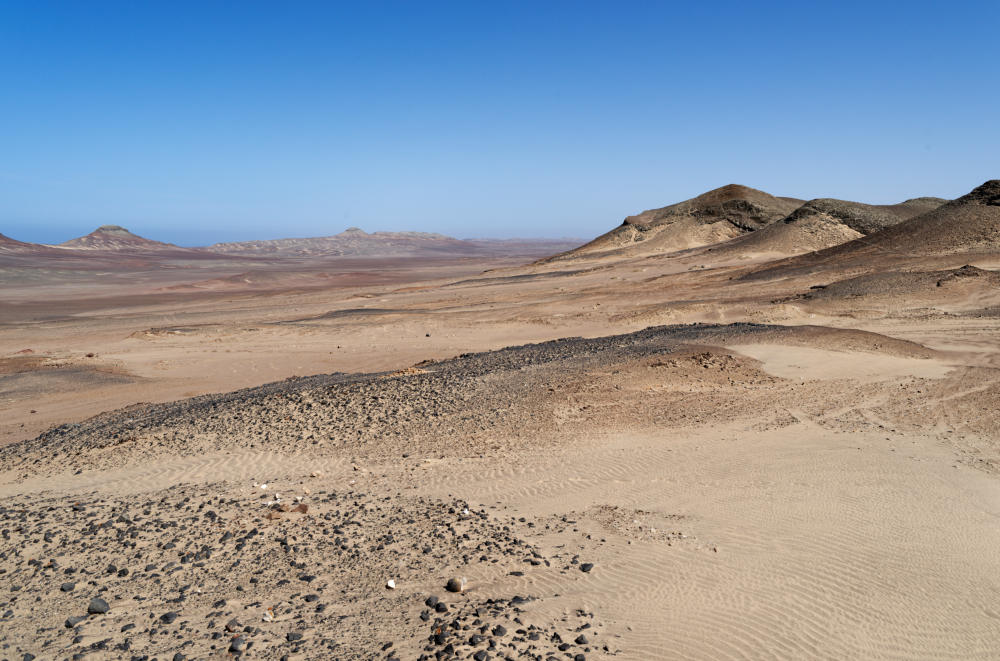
[
  {"left": 65, "top": 615, "right": 86, "bottom": 628},
  {"left": 60, "top": 582, "right": 75, "bottom": 592},
  {"left": 445, "top": 577, "right": 465, "bottom": 593},
  {"left": 87, "top": 597, "right": 110, "bottom": 614},
  {"left": 580, "top": 562, "right": 594, "bottom": 573}
]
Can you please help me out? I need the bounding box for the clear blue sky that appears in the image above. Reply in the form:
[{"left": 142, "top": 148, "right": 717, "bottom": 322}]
[{"left": 2, "top": 1, "right": 998, "bottom": 245}]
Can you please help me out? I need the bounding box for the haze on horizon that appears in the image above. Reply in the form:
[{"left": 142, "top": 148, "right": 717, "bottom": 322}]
[{"left": 1, "top": 1, "right": 998, "bottom": 246}]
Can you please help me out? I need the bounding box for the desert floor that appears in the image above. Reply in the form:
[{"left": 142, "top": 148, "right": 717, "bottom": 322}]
[{"left": 2, "top": 248, "right": 999, "bottom": 660}]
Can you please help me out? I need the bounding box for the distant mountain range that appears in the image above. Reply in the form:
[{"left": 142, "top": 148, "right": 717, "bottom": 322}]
[
  {"left": 6, "top": 180, "right": 997, "bottom": 266},
  {"left": 0, "top": 225, "right": 583, "bottom": 259}
]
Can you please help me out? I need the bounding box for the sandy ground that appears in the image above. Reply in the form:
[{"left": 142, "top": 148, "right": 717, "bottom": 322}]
[{"left": 2, "top": 242, "right": 1000, "bottom": 660}]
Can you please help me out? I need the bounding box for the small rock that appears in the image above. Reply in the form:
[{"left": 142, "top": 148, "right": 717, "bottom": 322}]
[
  {"left": 445, "top": 577, "right": 465, "bottom": 593},
  {"left": 60, "top": 582, "right": 75, "bottom": 592},
  {"left": 386, "top": 579, "right": 396, "bottom": 589},
  {"left": 580, "top": 562, "right": 594, "bottom": 573},
  {"left": 87, "top": 597, "right": 110, "bottom": 615}
]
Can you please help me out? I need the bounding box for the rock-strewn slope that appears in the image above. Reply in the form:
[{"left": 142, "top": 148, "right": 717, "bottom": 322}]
[
  {"left": 746, "top": 180, "right": 1000, "bottom": 280},
  {"left": 699, "top": 196, "right": 948, "bottom": 258},
  {"left": 0, "top": 479, "right": 611, "bottom": 660},
  {"left": 1, "top": 323, "right": 935, "bottom": 479}
]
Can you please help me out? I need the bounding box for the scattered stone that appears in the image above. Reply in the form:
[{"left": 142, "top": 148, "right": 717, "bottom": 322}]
[{"left": 87, "top": 597, "right": 110, "bottom": 615}]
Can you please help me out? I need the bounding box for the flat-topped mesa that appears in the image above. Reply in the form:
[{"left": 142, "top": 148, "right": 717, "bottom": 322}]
[
  {"left": 94, "top": 224, "right": 136, "bottom": 235},
  {"left": 208, "top": 228, "right": 477, "bottom": 257},
  {"left": 547, "top": 184, "right": 802, "bottom": 261},
  {"left": 59, "top": 225, "right": 186, "bottom": 252}
]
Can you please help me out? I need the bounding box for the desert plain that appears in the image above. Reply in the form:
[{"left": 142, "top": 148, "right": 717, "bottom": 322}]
[{"left": 1, "top": 181, "right": 1000, "bottom": 660}]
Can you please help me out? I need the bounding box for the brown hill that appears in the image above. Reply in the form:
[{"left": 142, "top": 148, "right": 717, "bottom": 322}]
[
  {"left": 698, "top": 196, "right": 948, "bottom": 259},
  {"left": 0, "top": 233, "right": 55, "bottom": 254},
  {"left": 746, "top": 181, "right": 1000, "bottom": 280},
  {"left": 59, "top": 225, "right": 190, "bottom": 252},
  {"left": 881, "top": 196, "right": 950, "bottom": 218},
  {"left": 548, "top": 184, "right": 802, "bottom": 261}
]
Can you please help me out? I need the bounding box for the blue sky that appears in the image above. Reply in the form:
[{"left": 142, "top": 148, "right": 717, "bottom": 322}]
[{"left": 1, "top": 1, "right": 998, "bottom": 245}]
